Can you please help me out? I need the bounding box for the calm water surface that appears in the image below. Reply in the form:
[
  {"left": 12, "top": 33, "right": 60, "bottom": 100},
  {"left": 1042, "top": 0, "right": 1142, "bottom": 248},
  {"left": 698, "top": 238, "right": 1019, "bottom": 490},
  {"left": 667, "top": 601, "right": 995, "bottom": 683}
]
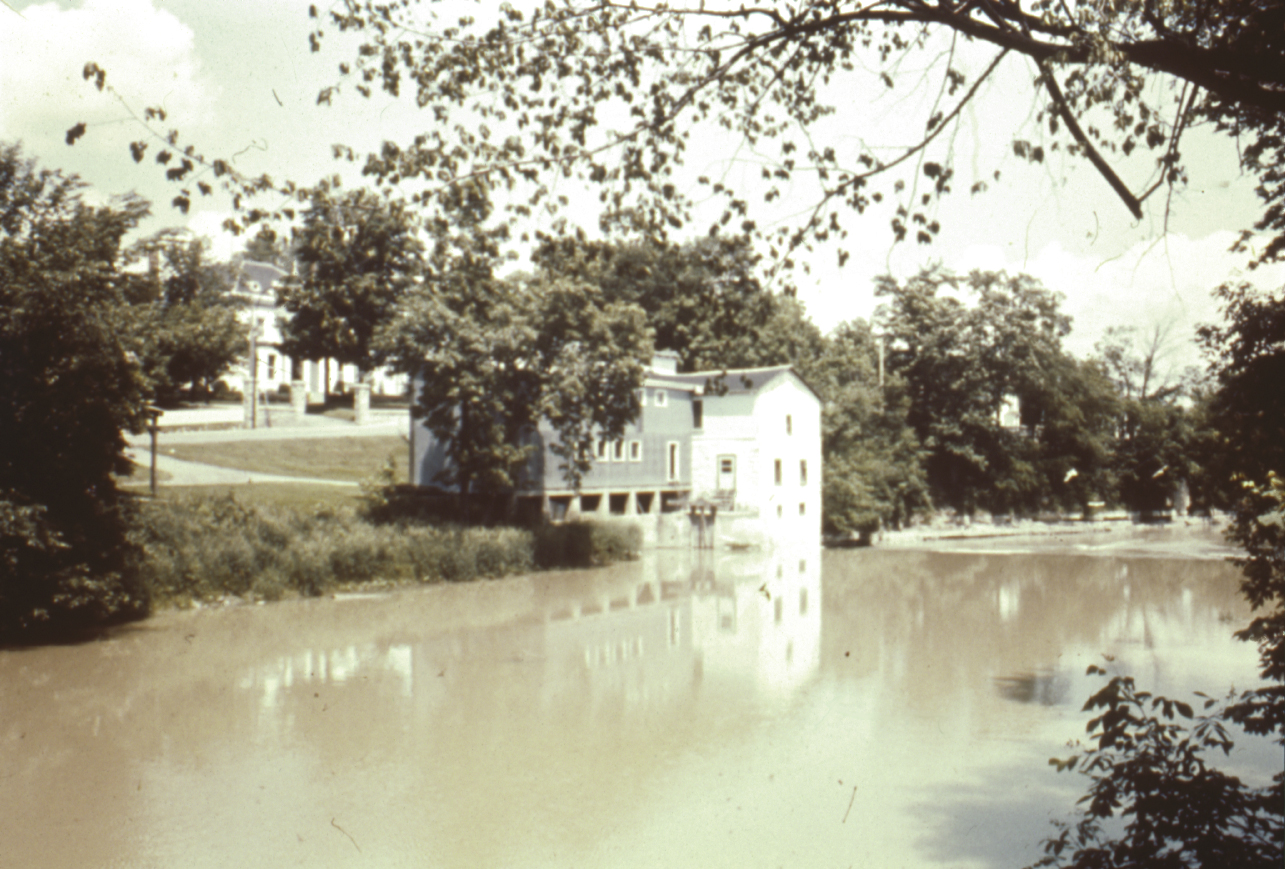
[{"left": 1, "top": 530, "right": 1273, "bottom": 868}]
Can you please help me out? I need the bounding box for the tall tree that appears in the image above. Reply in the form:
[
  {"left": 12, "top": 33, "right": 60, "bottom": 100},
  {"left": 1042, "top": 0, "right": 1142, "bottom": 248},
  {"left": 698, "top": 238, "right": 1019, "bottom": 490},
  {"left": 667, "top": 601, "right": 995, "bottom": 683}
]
[
  {"left": 1021, "top": 355, "right": 1121, "bottom": 514},
  {"left": 123, "top": 229, "right": 247, "bottom": 403},
  {"left": 380, "top": 191, "right": 653, "bottom": 506},
  {"left": 876, "top": 267, "right": 1075, "bottom": 514},
  {"left": 534, "top": 234, "right": 804, "bottom": 372},
  {"left": 278, "top": 186, "right": 424, "bottom": 383},
  {"left": 1197, "top": 281, "right": 1285, "bottom": 506},
  {"left": 0, "top": 143, "right": 151, "bottom": 638},
  {"left": 806, "top": 320, "right": 928, "bottom": 536},
  {"left": 1093, "top": 325, "right": 1201, "bottom": 514}
]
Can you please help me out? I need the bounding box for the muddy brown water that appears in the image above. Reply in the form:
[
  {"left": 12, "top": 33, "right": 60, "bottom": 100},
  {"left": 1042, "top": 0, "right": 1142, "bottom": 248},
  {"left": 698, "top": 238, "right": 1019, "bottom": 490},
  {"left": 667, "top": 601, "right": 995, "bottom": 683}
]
[{"left": 1, "top": 531, "right": 1275, "bottom": 868}]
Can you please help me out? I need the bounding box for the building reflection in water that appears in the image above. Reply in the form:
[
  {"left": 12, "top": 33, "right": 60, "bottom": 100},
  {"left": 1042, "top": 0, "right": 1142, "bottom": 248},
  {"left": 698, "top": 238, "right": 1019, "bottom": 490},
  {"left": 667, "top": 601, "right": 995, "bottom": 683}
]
[{"left": 238, "top": 540, "right": 823, "bottom": 725}]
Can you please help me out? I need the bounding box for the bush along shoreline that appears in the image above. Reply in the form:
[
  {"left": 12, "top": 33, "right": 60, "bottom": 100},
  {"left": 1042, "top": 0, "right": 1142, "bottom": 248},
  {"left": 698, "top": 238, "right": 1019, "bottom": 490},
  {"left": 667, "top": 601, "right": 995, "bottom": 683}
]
[{"left": 127, "top": 492, "right": 642, "bottom": 611}]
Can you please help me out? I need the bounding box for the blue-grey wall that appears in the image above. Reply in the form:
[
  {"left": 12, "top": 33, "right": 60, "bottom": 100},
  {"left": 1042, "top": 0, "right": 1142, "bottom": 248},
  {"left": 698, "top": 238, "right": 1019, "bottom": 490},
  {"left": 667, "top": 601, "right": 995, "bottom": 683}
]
[{"left": 412, "top": 382, "right": 699, "bottom": 493}]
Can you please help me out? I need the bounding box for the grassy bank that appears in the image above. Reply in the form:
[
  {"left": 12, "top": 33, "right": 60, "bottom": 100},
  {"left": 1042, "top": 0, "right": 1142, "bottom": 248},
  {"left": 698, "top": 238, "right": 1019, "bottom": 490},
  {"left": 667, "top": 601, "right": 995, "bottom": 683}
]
[
  {"left": 160, "top": 436, "right": 408, "bottom": 483},
  {"left": 127, "top": 491, "right": 642, "bottom": 608}
]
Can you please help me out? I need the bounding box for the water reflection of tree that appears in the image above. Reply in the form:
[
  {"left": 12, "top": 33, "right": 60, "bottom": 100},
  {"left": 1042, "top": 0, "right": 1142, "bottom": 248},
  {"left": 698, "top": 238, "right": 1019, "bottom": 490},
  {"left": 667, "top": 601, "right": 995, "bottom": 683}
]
[{"left": 822, "top": 550, "right": 1251, "bottom": 727}]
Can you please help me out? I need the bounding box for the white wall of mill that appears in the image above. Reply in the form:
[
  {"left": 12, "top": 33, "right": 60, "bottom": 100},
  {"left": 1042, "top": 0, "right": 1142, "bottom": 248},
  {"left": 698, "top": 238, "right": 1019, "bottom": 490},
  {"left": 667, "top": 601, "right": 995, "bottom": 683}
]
[
  {"left": 748, "top": 374, "right": 822, "bottom": 535},
  {"left": 691, "top": 391, "right": 758, "bottom": 506}
]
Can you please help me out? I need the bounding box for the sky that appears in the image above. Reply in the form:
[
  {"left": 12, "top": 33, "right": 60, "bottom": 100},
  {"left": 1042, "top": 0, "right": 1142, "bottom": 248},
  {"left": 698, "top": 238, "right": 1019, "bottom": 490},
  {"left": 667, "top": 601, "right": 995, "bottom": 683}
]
[{"left": 4, "top": 0, "right": 1283, "bottom": 373}]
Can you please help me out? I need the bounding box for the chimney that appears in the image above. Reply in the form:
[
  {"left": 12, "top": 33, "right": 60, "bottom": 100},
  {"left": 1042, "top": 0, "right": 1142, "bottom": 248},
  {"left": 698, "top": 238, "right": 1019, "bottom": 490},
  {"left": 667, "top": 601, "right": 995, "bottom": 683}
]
[{"left": 651, "top": 350, "right": 680, "bottom": 375}]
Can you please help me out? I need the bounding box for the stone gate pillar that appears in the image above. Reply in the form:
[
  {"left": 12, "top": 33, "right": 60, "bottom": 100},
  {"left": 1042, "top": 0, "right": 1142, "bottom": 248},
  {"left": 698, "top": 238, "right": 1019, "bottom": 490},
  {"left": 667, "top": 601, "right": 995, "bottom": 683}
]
[
  {"left": 354, "top": 380, "right": 372, "bottom": 426},
  {"left": 290, "top": 380, "right": 307, "bottom": 417}
]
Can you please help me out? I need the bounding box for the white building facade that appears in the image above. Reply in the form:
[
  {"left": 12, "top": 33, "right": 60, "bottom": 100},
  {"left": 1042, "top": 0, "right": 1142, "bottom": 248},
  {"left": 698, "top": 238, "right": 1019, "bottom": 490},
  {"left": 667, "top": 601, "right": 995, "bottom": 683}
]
[{"left": 224, "top": 261, "right": 408, "bottom": 402}]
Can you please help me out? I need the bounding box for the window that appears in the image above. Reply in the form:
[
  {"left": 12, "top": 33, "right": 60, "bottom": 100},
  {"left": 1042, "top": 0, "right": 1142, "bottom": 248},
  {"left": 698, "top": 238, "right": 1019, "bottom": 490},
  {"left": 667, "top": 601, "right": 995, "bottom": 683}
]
[
  {"left": 776, "top": 504, "right": 783, "bottom": 518},
  {"left": 692, "top": 399, "right": 703, "bottom": 429},
  {"left": 629, "top": 440, "right": 642, "bottom": 462},
  {"left": 800, "top": 460, "right": 808, "bottom": 485},
  {"left": 267, "top": 354, "right": 276, "bottom": 378},
  {"left": 774, "top": 459, "right": 782, "bottom": 485},
  {"left": 667, "top": 442, "right": 680, "bottom": 481},
  {"left": 654, "top": 389, "right": 667, "bottom": 407},
  {"left": 786, "top": 414, "right": 793, "bottom": 434},
  {"left": 613, "top": 440, "right": 625, "bottom": 462},
  {"left": 596, "top": 439, "right": 609, "bottom": 461},
  {"left": 799, "top": 502, "right": 806, "bottom": 516}
]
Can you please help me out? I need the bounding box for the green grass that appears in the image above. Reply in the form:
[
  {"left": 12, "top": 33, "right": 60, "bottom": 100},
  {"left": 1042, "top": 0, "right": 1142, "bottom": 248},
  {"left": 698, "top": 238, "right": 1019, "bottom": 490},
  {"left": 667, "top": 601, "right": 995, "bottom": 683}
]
[
  {"left": 152, "top": 484, "right": 364, "bottom": 511},
  {"left": 163, "top": 436, "right": 408, "bottom": 482}
]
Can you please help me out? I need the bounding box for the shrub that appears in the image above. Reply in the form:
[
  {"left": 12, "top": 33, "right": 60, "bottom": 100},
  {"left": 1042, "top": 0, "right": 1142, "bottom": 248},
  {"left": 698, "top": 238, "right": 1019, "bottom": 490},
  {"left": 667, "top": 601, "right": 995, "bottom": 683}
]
[
  {"left": 1, "top": 494, "right": 147, "bottom": 640},
  {"left": 126, "top": 493, "right": 542, "bottom": 604},
  {"left": 534, "top": 521, "right": 641, "bottom": 569}
]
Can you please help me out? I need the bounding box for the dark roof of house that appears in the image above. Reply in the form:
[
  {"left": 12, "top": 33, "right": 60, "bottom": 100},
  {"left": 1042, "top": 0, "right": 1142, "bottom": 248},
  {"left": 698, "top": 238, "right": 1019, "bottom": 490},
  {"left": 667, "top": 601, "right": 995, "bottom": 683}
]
[{"left": 645, "top": 365, "right": 820, "bottom": 401}]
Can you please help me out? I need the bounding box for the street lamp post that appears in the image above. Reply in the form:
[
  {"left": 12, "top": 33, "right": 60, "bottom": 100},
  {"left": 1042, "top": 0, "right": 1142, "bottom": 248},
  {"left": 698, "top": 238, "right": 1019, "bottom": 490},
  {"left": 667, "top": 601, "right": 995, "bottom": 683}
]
[{"left": 145, "top": 406, "right": 162, "bottom": 496}]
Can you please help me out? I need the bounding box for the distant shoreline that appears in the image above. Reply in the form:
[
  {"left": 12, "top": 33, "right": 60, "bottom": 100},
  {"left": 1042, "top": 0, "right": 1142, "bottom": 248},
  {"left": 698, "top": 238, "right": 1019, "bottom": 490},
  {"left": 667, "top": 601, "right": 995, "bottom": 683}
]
[{"left": 870, "top": 514, "right": 1238, "bottom": 559}]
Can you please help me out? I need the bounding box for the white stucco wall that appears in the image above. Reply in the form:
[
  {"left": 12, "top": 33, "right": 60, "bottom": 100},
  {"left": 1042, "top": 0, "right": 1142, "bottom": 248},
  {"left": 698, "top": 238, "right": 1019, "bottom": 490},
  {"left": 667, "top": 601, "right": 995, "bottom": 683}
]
[
  {"left": 746, "top": 373, "right": 822, "bottom": 536},
  {"left": 689, "top": 371, "right": 821, "bottom": 540}
]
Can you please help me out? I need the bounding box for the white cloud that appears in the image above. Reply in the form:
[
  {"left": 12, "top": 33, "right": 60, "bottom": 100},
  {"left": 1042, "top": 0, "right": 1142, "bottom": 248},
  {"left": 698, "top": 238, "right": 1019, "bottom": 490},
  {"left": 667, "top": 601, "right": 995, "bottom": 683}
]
[
  {"left": 1, "top": 0, "right": 214, "bottom": 188},
  {"left": 2, "top": 0, "right": 210, "bottom": 125},
  {"left": 957, "top": 232, "right": 1285, "bottom": 368}
]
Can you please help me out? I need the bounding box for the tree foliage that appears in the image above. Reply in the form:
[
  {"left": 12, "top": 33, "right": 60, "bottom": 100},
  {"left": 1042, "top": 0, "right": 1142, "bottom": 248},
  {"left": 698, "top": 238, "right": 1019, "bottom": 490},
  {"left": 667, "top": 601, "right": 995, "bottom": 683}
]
[
  {"left": 0, "top": 143, "right": 150, "bottom": 638},
  {"left": 1197, "top": 282, "right": 1285, "bottom": 506},
  {"left": 71, "top": 1, "right": 1285, "bottom": 269},
  {"left": 1032, "top": 669, "right": 1282, "bottom": 869},
  {"left": 805, "top": 320, "right": 927, "bottom": 535},
  {"left": 123, "top": 229, "right": 246, "bottom": 403},
  {"left": 279, "top": 186, "right": 424, "bottom": 377},
  {"left": 381, "top": 198, "right": 653, "bottom": 503},
  {"left": 874, "top": 267, "right": 1100, "bottom": 514}
]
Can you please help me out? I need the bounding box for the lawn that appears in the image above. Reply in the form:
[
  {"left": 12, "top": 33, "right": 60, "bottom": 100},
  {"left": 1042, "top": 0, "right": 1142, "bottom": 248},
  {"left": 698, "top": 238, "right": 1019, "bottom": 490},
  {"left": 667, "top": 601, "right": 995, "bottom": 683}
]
[
  {"left": 163, "top": 436, "right": 409, "bottom": 483},
  {"left": 150, "top": 483, "right": 366, "bottom": 511}
]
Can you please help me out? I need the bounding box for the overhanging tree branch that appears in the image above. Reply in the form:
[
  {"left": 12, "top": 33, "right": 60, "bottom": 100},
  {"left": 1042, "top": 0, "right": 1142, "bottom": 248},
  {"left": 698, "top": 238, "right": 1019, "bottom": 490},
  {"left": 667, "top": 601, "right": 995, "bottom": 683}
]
[{"left": 1038, "top": 61, "right": 1144, "bottom": 220}]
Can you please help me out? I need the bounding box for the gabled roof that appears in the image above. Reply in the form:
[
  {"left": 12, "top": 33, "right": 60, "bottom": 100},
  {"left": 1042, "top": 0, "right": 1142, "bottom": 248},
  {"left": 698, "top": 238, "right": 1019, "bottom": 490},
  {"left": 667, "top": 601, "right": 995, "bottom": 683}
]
[{"left": 645, "top": 365, "right": 820, "bottom": 401}]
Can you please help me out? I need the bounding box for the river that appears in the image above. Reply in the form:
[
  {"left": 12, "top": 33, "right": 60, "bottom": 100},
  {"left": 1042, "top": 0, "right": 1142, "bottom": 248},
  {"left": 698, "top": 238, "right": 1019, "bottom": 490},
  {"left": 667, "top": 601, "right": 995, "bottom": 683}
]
[{"left": 1, "top": 527, "right": 1274, "bottom": 868}]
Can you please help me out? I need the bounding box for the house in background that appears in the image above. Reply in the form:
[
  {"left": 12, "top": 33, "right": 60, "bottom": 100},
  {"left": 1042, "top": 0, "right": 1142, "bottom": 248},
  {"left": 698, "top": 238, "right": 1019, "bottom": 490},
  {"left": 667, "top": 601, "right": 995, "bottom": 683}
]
[
  {"left": 410, "top": 351, "right": 822, "bottom": 546},
  {"left": 223, "top": 261, "right": 408, "bottom": 402}
]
